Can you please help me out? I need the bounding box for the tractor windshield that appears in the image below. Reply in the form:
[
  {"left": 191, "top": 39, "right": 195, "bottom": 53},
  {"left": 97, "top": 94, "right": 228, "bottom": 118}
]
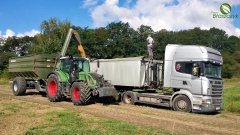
[
  {"left": 75, "top": 59, "right": 90, "bottom": 72},
  {"left": 59, "top": 59, "right": 71, "bottom": 73}
]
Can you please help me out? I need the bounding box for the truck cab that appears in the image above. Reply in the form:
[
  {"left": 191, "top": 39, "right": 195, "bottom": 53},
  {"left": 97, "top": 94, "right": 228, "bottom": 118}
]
[{"left": 164, "top": 44, "right": 223, "bottom": 112}]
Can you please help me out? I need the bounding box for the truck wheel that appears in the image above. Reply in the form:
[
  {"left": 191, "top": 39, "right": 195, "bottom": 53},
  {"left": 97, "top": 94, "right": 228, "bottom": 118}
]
[
  {"left": 47, "top": 74, "right": 63, "bottom": 102},
  {"left": 12, "top": 77, "right": 26, "bottom": 96},
  {"left": 123, "top": 91, "right": 135, "bottom": 105},
  {"left": 173, "top": 95, "right": 192, "bottom": 112},
  {"left": 70, "top": 82, "right": 92, "bottom": 105}
]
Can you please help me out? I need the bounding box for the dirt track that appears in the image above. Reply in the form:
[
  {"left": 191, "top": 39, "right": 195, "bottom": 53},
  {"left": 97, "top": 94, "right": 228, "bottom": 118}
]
[{"left": 0, "top": 85, "right": 240, "bottom": 135}]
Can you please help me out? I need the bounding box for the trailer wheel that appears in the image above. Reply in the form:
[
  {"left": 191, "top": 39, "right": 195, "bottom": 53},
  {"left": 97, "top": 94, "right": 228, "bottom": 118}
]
[
  {"left": 12, "top": 77, "right": 26, "bottom": 96},
  {"left": 173, "top": 95, "right": 192, "bottom": 112},
  {"left": 123, "top": 91, "right": 135, "bottom": 105},
  {"left": 70, "top": 82, "right": 92, "bottom": 105},
  {"left": 47, "top": 74, "right": 63, "bottom": 102}
]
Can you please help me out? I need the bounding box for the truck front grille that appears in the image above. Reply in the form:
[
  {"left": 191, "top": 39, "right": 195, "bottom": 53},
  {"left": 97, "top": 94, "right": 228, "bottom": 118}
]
[
  {"left": 211, "top": 80, "right": 223, "bottom": 106},
  {"left": 211, "top": 80, "right": 223, "bottom": 96}
]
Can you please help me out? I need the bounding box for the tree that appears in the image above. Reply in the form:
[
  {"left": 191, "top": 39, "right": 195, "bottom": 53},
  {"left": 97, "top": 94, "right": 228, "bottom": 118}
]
[
  {"left": 30, "top": 18, "right": 72, "bottom": 54},
  {"left": 209, "top": 27, "right": 227, "bottom": 51},
  {"left": 2, "top": 36, "right": 33, "bottom": 56},
  {"left": 154, "top": 29, "right": 176, "bottom": 60},
  {"left": 103, "top": 22, "right": 139, "bottom": 58},
  {"left": 222, "top": 51, "right": 237, "bottom": 78}
]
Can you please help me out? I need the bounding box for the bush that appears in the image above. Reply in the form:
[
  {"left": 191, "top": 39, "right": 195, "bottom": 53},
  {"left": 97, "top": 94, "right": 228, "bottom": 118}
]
[
  {"left": 0, "top": 66, "right": 12, "bottom": 80},
  {"left": 222, "top": 64, "right": 235, "bottom": 78}
]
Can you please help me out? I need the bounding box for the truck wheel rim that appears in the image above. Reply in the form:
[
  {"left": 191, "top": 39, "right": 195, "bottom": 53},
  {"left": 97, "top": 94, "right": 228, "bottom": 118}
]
[
  {"left": 73, "top": 88, "right": 80, "bottom": 101},
  {"left": 125, "top": 95, "right": 131, "bottom": 104},
  {"left": 177, "top": 100, "right": 187, "bottom": 110},
  {"left": 13, "top": 83, "right": 18, "bottom": 92},
  {"left": 48, "top": 80, "right": 57, "bottom": 96}
]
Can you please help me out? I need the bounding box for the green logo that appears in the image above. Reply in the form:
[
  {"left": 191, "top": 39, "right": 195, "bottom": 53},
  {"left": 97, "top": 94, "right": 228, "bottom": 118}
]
[{"left": 220, "top": 3, "right": 231, "bottom": 14}]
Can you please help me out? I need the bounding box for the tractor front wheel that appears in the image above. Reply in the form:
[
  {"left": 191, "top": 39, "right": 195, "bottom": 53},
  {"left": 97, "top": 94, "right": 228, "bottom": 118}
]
[
  {"left": 70, "top": 82, "right": 92, "bottom": 105},
  {"left": 46, "top": 74, "right": 63, "bottom": 102}
]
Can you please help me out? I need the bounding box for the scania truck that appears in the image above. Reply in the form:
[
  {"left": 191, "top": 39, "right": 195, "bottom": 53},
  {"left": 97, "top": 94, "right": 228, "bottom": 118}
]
[{"left": 90, "top": 44, "right": 224, "bottom": 113}]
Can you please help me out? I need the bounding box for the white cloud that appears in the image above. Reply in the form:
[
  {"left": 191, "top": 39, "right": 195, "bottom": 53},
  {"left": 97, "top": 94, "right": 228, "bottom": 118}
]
[
  {"left": 88, "top": 0, "right": 240, "bottom": 36},
  {"left": 0, "top": 29, "right": 40, "bottom": 38},
  {"left": 3, "top": 29, "right": 15, "bottom": 38},
  {"left": 16, "top": 29, "right": 40, "bottom": 37},
  {"left": 83, "top": 0, "right": 99, "bottom": 8}
]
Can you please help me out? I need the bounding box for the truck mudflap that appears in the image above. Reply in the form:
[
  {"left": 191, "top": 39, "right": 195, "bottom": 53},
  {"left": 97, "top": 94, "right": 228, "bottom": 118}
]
[{"left": 98, "top": 87, "right": 117, "bottom": 97}]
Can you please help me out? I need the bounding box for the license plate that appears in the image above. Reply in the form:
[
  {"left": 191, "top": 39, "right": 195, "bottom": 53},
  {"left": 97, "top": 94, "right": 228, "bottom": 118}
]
[{"left": 216, "top": 107, "right": 220, "bottom": 110}]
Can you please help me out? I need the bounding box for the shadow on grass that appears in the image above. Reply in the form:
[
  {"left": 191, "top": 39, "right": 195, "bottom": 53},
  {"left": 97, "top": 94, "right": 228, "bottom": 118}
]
[{"left": 23, "top": 89, "right": 120, "bottom": 106}]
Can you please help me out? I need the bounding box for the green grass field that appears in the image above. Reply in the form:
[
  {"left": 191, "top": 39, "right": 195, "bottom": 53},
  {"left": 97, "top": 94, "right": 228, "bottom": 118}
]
[
  {"left": 223, "top": 78, "right": 240, "bottom": 114},
  {"left": 25, "top": 110, "right": 169, "bottom": 135},
  {"left": 0, "top": 78, "right": 8, "bottom": 85},
  {"left": 0, "top": 78, "right": 239, "bottom": 134}
]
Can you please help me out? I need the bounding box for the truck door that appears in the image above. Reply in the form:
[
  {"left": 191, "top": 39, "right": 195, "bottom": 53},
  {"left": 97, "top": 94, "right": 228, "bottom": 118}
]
[{"left": 171, "top": 61, "right": 202, "bottom": 95}]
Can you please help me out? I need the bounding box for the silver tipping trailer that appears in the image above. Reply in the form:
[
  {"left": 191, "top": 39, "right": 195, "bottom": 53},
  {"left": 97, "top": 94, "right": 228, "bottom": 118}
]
[
  {"left": 90, "top": 57, "right": 163, "bottom": 88},
  {"left": 90, "top": 44, "right": 224, "bottom": 113}
]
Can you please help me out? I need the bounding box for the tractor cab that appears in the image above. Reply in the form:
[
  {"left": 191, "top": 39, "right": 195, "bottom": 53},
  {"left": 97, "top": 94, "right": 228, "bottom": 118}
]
[
  {"left": 58, "top": 56, "right": 90, "bottom": 82},
  {"left": 59, "top": 56, "right": 90, "bottom": 72}
]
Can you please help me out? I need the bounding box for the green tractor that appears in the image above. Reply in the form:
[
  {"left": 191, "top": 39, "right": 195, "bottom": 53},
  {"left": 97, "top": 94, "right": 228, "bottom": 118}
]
[
  {"left": 47, "top": 56, "right": 116, "bottom": 105},
  {"left": 46, "top": 28, "right": 117, "bottom": 105}
]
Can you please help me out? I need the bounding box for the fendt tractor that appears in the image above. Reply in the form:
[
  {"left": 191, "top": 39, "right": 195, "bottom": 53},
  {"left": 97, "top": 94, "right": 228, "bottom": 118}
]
[
  {"left": 9, "top": 28, "right": 117, "bottom": 105},
  {"left": 90, "top": 44, "right": 224, "bottom": 113}
]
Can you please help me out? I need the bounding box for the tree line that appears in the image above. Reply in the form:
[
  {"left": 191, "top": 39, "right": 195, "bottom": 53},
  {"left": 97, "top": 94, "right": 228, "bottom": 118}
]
[{"left": 0, "top": 18, "right": 239, "bottom": 78}]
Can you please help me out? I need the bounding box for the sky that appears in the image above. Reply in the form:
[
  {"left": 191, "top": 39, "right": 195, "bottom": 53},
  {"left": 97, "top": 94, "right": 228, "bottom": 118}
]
[{"left": 0, "top": 0, "right": 240, "bottom": 38}]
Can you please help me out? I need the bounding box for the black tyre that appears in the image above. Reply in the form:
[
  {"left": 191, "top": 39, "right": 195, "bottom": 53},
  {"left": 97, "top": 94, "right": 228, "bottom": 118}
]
[
  {"left": 123, "top": 91, "right": 135, "bottom": 105},
  {"left": 46, "top": 74, "right": 63, "bottom": 102},
  {"left": 12, "top": 77, "right": 26, "bottom": 96},
  {"left": 70, "top": 82, "right": 92, "bottom": 105},
  {"left": 173, "top": 95, "right": 192, "bottom": 112}
]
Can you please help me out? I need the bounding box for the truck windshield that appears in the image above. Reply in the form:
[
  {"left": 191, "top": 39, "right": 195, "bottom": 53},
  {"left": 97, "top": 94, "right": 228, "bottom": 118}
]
[{"left": 204, "top": 62, "right": 221, "bottom": 79}]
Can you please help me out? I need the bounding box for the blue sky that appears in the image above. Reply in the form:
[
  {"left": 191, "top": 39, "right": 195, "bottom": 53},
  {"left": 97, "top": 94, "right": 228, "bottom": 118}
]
[
  {"left": 0, "top": 0, "right": 93, "bottom": 33},
  {"left": 0, "top": 0, "right": 240, "bottom": 37}
]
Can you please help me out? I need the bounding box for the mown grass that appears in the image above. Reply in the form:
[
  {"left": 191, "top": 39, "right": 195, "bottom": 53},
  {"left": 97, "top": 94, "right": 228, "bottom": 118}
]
[
  {"left": 0, "top": 78, "right": 8, "bottom": 85},
  {"left": 0, "top": 102, "right": 22, "bottom": 116},
  {"left": 25, "top": 110, "right": 170, "bottom": 135},
  {"left": 223, "top": 78, "right": 240, "bottom": 114}
]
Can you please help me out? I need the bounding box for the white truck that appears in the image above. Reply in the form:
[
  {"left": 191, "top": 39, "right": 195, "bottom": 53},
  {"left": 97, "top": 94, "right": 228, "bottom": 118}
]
[{"left": 90, "top": 44, "right": 223, "bottom": 113}]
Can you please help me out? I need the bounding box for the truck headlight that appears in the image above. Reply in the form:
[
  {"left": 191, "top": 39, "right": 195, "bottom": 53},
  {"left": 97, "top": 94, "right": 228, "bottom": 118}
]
[{"left": 202, "top": 99, "right": 212, "bottom": 104}]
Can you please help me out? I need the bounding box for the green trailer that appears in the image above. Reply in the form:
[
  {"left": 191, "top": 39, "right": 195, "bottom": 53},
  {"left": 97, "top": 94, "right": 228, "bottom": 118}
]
[
  {"left": 9, "top": 54, "right": 59, "bottom": 94},
  {"left": 9, "top": 54, "right": 58, "bottom": 80}
]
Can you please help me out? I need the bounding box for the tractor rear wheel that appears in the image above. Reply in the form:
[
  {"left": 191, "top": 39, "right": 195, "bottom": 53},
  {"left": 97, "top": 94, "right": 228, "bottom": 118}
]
[
  {"left": 12, "top": 77, "right": 26, "bottom": 96},
  {"left": 46, "top": 74, "right": 63, "bottom": 102},
  {"left": 70, "top": 82, "right": 92, "bottom": 105}
]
